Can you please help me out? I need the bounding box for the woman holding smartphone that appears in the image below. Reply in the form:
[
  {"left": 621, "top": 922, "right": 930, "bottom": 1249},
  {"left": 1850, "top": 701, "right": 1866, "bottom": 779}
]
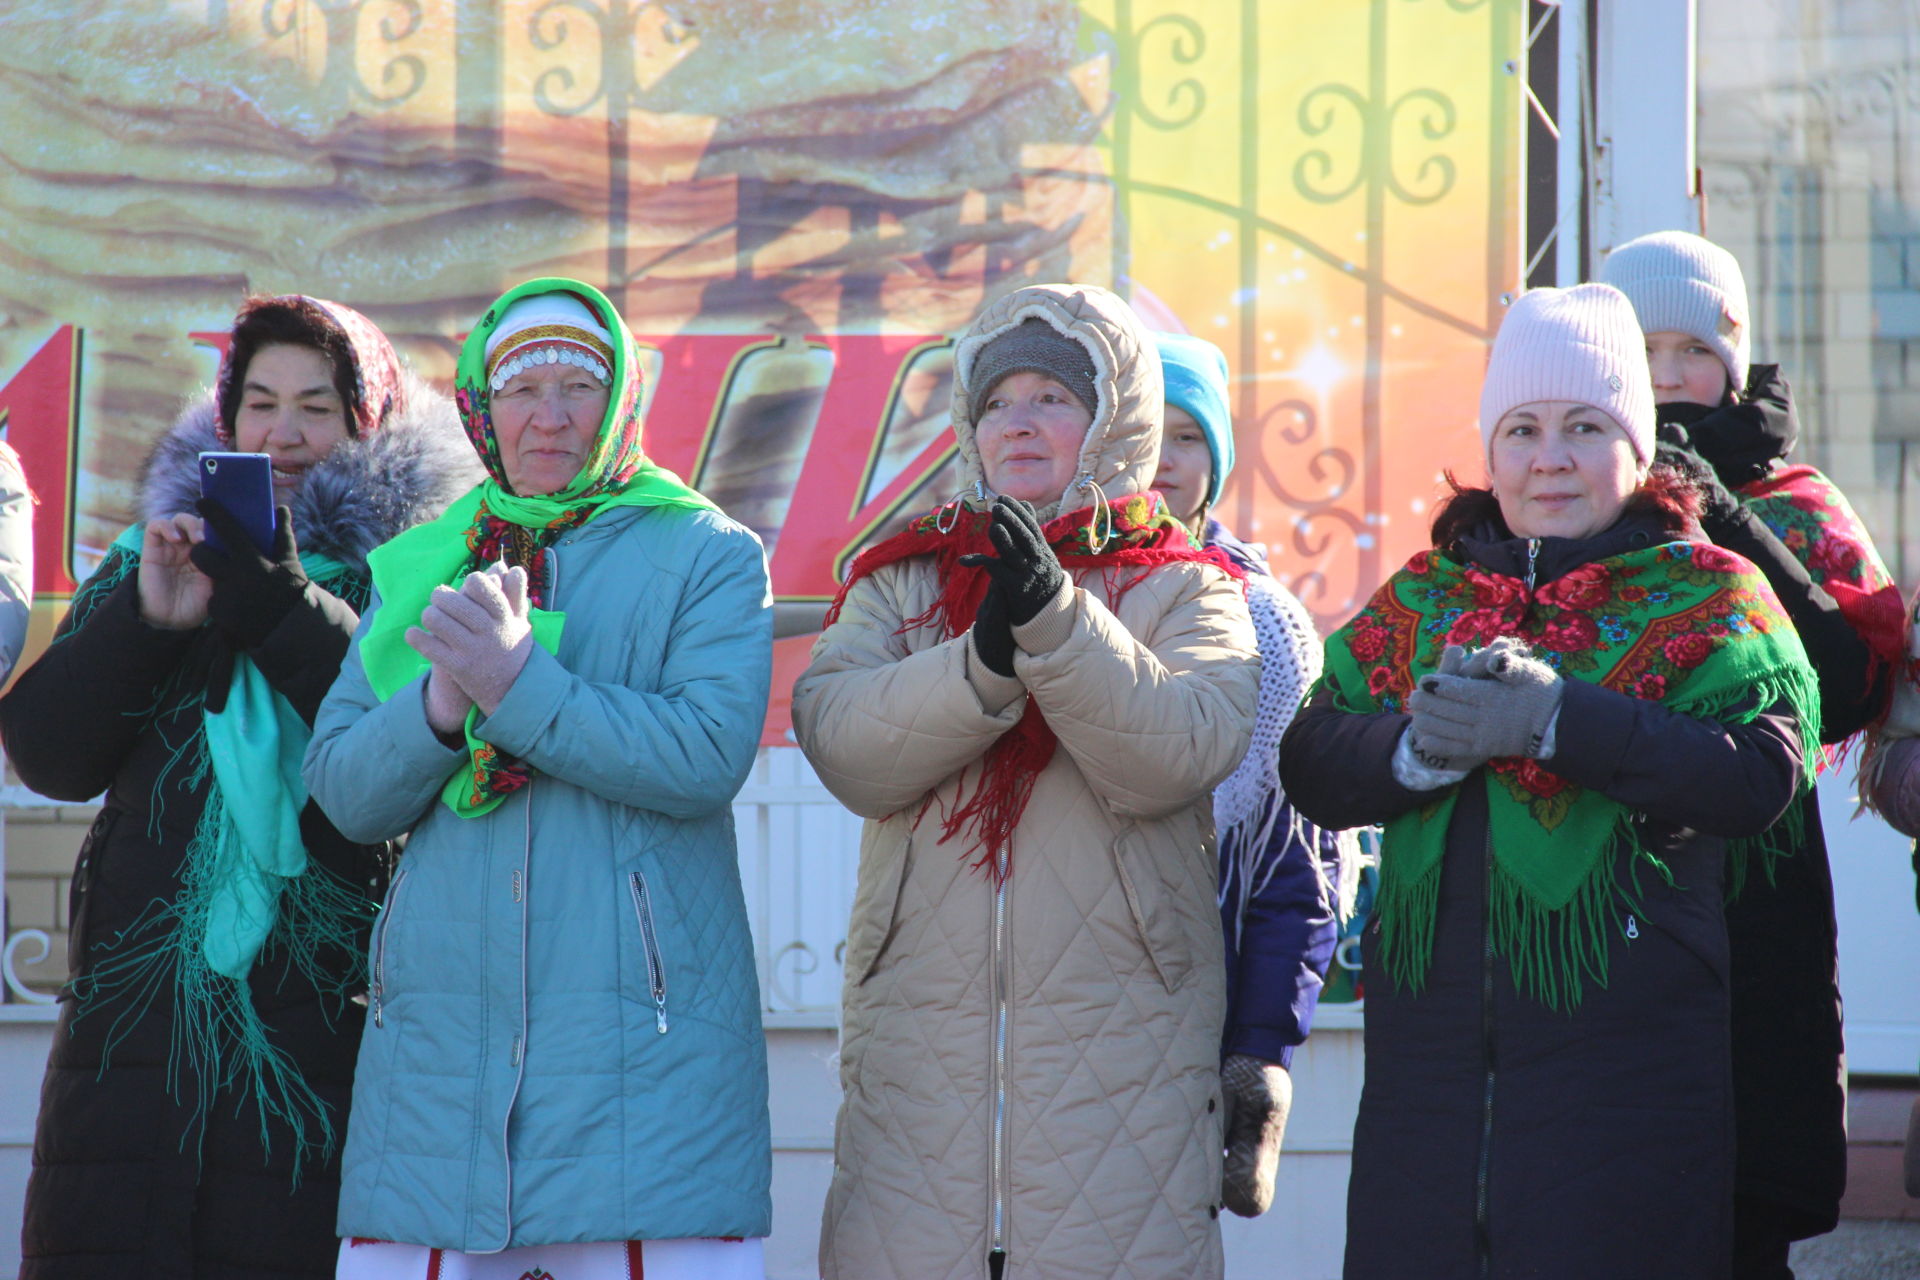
[{"left": 1, "top": 294, "right": 477, "bottom": 1280}]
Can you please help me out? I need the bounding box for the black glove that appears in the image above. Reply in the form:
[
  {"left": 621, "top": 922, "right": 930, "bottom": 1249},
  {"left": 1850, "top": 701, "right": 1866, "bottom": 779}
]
[
  {"left": 1654, "top": 427, "right": 1743, "bottom": 532},
  {"left": 970, "top": 581, "right": 1017, "bottom": 678},
  {"left": 958, "top": 497, "right": 1066, "bottom": 626},
  {"left": 190, "top": 500, "right": 308, "bottom": 649}
]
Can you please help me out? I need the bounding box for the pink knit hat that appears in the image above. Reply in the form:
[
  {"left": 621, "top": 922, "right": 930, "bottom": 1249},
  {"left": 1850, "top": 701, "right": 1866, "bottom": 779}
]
[{"left": 1478, "top": 283, "right": 1655, "bottom": 463}]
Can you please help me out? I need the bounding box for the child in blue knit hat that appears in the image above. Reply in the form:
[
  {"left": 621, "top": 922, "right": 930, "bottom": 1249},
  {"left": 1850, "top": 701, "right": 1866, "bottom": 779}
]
[{"left": 1151, "top": 330, "right": 1349, "bottom": 1222}]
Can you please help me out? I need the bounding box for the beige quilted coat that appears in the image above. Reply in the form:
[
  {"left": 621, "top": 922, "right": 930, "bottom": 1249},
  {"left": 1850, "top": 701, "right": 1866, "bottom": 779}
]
[{"left": 792, "top": 285, "right": 1259, "bottom": 1280}]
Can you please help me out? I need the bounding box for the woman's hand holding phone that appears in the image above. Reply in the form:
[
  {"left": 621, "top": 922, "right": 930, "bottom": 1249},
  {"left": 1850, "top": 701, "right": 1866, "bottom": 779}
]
[{"left": 138, "top": 512, "right": 212, "bottom": 630}]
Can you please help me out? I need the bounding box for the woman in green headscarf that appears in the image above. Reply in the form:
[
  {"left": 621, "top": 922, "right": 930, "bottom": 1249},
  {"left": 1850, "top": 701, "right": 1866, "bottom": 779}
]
[{"left": 304, "top": 279, "right": 775, "bottom": 1276}]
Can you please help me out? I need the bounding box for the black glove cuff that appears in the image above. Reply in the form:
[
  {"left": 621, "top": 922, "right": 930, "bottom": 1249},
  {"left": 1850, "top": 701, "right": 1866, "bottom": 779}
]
[{"left": 207, "top": 574, "right": 305, "bottom": 650}]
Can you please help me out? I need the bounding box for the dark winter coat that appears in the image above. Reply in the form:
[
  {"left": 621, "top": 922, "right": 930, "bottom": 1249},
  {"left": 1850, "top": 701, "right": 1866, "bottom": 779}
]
[
  {"left": 1205, "top": 521, "right": 1339, "bottom": 1068},
  {"left": 3, "top": 376, "right": 476, "bottom": 1280},
  {"left": 1280, "top": 509, "right": 1806, "bottom": 1280},
  {"left": 1670, "top": 366, "right": 1866, "bottom": 1234}
]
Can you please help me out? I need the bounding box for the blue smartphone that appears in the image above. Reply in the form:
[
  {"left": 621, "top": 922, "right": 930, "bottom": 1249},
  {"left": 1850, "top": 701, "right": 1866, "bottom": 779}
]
[{"left": 197, "top": 451, "right": 276, "bottom": 555}]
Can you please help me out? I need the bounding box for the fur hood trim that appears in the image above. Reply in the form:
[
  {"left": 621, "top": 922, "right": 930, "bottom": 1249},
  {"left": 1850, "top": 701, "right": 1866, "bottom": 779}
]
[{"left": 140, "top": 369, "right": 482, "bottom": 575}]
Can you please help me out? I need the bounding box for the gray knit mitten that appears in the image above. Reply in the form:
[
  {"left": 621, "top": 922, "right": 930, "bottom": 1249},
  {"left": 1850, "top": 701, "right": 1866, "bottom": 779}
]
[
  {"left": 1409, "top": 645, "right": 1564, "bottom": 767},
  {"left": 1220, "top": 1053, "right": 1291, "bottom": 1218}
]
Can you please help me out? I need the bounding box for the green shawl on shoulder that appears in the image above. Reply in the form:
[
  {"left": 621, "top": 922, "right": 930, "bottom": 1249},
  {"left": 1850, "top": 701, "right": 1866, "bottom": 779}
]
[{"left": 1319, "top": 538, "right": 1820, "bottom": 1008}]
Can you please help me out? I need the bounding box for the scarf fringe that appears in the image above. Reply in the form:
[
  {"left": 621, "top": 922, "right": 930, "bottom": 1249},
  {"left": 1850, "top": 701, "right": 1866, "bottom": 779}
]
[
  {"left": 833, "top": 496, "right": 1241, "bottom": 881},
  {"left": 1664, "top": 663, "right": 1822, "bottom": 901},
  {"left": 1378, "top": 815, "right": 1675, "bottom": 1011},
  {"left": 1377, "top": 662, "right": 1819, "bottom": 1007},
  {"left": 73, "top": 778, "right": 372, "bottom": 1180},
  {"left": 940, "top": 710, "right": 1052, "bottom": 882}
]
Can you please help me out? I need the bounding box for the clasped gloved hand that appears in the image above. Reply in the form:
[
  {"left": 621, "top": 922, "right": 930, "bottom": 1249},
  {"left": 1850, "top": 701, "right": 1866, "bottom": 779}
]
[
  {"left": 1404, "top": 643, "right": 1468, "bottom": 771},
  {"left": 189, "top": 500, "right": 308, "bottom": 650},
  {"left": 970, "top": 582, "right": 1018, "bottom": 678},
  {"left": 1407, "top": 639, "right": 1565, "bottom": 770},
  {"left": 959, "top": 496, "right": 1067, "bottom": 627},
  {"left": 406, "top": 564, "right": 534, "bottom": 716},
  {"left": 1655, "top": 423, "right": 1744, "bottom": 532},
  {"left": 1221, "top": 1052, "right": 1292, "bottom": 1218}
]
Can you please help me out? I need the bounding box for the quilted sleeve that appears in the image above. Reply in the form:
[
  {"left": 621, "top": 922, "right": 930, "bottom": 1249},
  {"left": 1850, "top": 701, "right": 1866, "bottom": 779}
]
[
  {"left": 792, "top": 564, "right": 1026, "bottom": 820},
  {"left": 1010, "top": 562, "right": 1259, "bottom": 819}
]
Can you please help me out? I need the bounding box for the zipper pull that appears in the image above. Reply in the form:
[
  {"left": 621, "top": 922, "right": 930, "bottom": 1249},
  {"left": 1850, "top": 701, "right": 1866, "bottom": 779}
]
[
  {"left": 1524, "top": 538, "right": 1540, "bottom": 593},
  {"left": 1624, "top": 914, "right": 1640, "bottom": 940},
  {"left": 654, "top": 1000, "right": 669, "bottom": 1035}
]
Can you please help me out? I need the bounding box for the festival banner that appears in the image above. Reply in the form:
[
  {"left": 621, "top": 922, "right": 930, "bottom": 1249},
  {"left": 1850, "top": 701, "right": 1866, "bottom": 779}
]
[{"left": 0, "top": 0, "right": 1522, "bottom": 743}]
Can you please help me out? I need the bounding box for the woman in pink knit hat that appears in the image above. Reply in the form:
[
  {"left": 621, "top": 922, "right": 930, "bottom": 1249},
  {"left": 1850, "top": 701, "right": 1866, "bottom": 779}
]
[{"left": 1281, "top": 284, "right": 1819, "bottom": 1279}]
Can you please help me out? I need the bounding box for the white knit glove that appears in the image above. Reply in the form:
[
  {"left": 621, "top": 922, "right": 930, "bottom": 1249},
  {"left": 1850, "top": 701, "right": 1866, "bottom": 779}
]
[{"left": 406, "top": 566, "right": 534, "bottom": 716}]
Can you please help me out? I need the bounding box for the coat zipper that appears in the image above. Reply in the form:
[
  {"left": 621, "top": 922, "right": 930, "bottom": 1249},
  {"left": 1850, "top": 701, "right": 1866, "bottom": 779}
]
[
  {"left": 629, "top": 872, "right": 670, "bottom": 1033},
  {"left": 497, "top": 547, "right": 554, "bottom": 1248},
  {"left": 1474, "top": 824, "right": 1497, "bottom": 1277},
  {"left": 1524, "top": 537, "right": 1539, "bottom": 594},
  {"left": 370, "top": 867, "right": 411, "bottom": 1028},
  {"left": 988, "top": 849, "right": 1011, "bottom": 1278}
]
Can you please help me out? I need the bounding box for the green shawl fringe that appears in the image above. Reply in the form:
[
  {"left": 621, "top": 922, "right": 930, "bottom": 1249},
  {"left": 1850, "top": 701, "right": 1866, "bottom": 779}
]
[{"left": 57, "top": 529, "right": 375, "bottom": 1177}]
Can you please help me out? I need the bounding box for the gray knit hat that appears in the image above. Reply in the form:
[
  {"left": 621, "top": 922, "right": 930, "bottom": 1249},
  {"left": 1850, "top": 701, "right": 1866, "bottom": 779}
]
[
  {"left": 967, "top": 318, "right": 1098, "bottom": 424},
  {"left": 1599, "top": 230, "right": 1750, "bottom": 392}
]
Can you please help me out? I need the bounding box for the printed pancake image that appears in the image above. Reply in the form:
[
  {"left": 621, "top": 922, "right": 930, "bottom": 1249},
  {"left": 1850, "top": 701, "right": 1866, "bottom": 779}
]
[{"left": 0, "top": 0, "right": 1113, "bottom": 568}]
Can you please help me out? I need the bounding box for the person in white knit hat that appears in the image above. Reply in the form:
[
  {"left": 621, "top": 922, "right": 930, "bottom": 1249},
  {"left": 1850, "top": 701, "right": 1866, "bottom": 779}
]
[
  {"left": 1280, "top": 283, "right": 1820, "bottom": 1280},
  {"left": 1607, "top": 231, "right": 1906, "bottom": 1279}
]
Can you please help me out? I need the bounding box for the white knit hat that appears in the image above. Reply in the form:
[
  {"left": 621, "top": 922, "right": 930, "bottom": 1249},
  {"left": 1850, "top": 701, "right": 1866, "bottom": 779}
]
[
  {"left": 483, "top": 291, "right": 617, "bottom": 393},
  {"left": 1479, "top": 284, "right": 1655, "bottom": 463},
  {"left": 1599, "top": 230, "right": 1750, "bottom": 391}
]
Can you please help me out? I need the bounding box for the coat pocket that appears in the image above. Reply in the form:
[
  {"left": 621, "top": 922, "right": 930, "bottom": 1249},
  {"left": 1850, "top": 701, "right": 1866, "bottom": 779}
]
[
  {"left": 842, "top": 814, "right": 912, "bottom": 987},
  {"left": 1110, "top": 819, "right": 1197, "bottom": 994},
  {"left": 627, "top": 870, "right": 670, "bottom": 1034},
  {"left": 369, "top": 865, "right": 413, "bottom": 1029}
]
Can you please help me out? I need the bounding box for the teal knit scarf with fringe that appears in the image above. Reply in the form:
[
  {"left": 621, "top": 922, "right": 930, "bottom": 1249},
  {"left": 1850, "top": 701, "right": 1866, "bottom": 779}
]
[{"left": 68, "top": 524, "right": 374, "bottom": 1177}]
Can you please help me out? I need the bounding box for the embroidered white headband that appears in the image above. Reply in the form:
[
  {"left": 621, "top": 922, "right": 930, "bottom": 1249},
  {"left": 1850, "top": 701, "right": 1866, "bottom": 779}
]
[{"left": 484, "top": 293, "right": 616, "bottom": 393}]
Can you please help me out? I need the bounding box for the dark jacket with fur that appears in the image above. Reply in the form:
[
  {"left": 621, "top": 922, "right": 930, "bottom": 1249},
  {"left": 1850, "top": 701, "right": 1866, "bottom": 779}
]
[{"left": 3, "top": 374, "right": 477, "bottom": 1280}]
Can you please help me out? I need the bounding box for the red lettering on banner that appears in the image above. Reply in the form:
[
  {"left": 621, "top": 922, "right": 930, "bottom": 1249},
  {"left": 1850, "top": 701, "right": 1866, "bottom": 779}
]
[
  {"left": 634, "top": 335, "right": 777, "bottom": 481},
  {"left": 767, "top": 333, "right": 954, "bottom": 601},
  {"left": 189, "top": 332, "right": 233, "bottom": 361},
  {"left": 0, "top": 327, "right": 82, "bottom": 596}
]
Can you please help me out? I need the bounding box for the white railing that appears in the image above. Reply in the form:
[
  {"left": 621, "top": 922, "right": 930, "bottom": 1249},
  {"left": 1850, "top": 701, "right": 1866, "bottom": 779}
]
[
  {"left": 733, "top": 748, "right": 863, "bottom": 1023},
  {"left": 0, "top": 784, "right": 62, "bottom": 1007}
]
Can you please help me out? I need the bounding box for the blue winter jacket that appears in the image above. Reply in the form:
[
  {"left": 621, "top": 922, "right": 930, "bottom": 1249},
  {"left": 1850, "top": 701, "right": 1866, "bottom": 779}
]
[
  {"left": 1206, "top": 520, "right": 1340, "bottom": 1068},
  {"left": 303, "top": 503, "right": 774, "bottom": 1251}
]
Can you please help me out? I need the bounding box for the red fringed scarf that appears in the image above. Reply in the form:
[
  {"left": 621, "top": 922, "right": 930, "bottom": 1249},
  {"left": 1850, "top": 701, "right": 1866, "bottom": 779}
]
[
  {"left": 1740, "top": 464, "right": 1906, "bottom": 764},
  {"left": 827, "top": 491, "right": 1243, "bottom": 881}
]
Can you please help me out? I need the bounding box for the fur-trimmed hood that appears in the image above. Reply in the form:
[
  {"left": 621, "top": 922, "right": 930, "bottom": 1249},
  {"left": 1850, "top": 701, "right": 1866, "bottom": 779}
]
[
  {"left": 141, "top": 368, "right": 481, "bottom": 575},
  {"left": 950, "top": 282, "right": 1165, "bottom": 521}
]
